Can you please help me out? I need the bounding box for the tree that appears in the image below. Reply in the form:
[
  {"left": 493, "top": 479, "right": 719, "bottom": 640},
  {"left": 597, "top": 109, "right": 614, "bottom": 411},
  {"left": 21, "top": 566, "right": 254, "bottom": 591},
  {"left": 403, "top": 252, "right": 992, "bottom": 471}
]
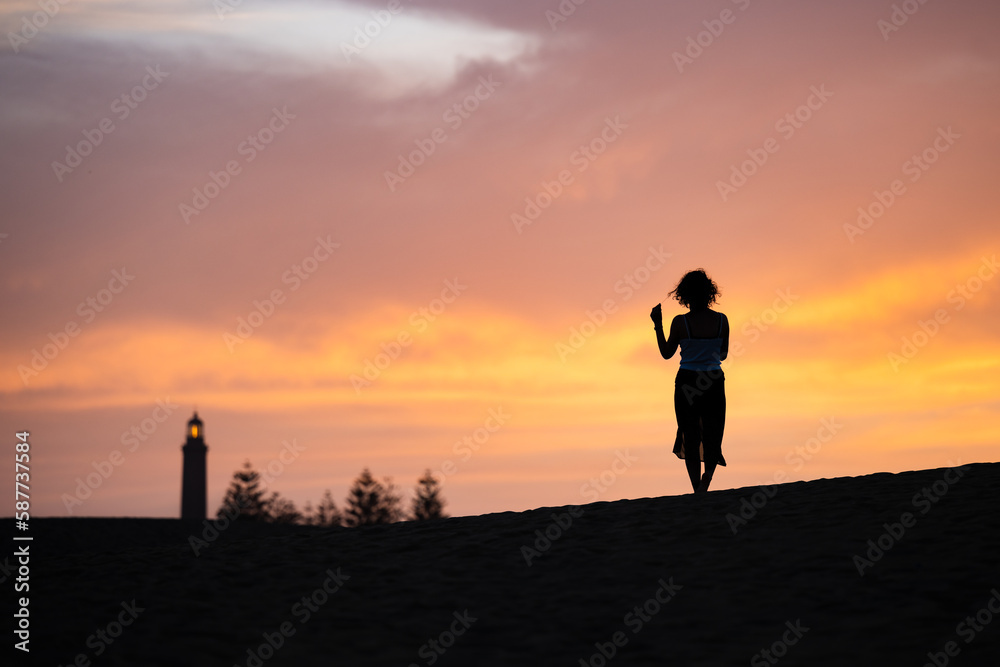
[
  {"left": 217, "top": 460, "right": 269, "bottom": 522},
  {"left": 343, "top": 468, "right": 402, "bottom": 527},
  {"left": 265, "top": 492, "right": 302, "bottom": 524},
  {"left": 379, "top": 477, "right": 403, "bottom": 523},
  {"left": 311, "top": 489, "right": 342, "bottom": 527},
  {"left": 411, "top": 469, "right": 448, "bottom": 520},
  {"left": 217, "top": 460, "right": 300, "bottom": 523},
  {"left": 302, "top": 500, "right": 315, "bottom": 524}
]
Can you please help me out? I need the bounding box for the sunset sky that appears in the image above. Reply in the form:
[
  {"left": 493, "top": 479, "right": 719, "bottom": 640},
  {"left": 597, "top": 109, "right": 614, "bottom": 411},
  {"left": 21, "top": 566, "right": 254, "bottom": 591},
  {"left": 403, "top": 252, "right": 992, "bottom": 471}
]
[{"left": 2, "top": 0, "right": 998, "bottom": 520}]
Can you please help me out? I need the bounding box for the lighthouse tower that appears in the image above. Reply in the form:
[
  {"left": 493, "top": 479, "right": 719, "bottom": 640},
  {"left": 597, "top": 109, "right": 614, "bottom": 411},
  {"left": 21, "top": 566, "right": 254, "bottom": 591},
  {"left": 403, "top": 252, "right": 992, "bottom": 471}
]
[{"left": 181, "top": 412, "right": 208, "bottom": 521}]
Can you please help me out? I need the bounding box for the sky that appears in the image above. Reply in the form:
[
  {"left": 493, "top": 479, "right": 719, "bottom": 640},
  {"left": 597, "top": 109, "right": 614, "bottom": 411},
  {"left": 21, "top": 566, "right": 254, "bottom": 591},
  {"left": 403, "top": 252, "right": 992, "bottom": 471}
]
[{"left": 1, "top": 0, "right": 998, "bottom": 520}]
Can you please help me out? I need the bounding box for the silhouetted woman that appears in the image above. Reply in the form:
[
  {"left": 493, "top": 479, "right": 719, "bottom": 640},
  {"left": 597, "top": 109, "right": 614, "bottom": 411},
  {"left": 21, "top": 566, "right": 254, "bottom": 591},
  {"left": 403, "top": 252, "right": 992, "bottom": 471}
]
[{"left": 650, "top": 269, "right": 728, "bottom": 493}]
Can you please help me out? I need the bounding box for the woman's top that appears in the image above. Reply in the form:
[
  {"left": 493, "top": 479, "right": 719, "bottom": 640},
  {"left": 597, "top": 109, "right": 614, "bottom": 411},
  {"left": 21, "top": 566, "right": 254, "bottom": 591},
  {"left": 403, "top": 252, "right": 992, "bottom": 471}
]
[{"left": 678, "top": 313, "right": 724, "bottom": 371}]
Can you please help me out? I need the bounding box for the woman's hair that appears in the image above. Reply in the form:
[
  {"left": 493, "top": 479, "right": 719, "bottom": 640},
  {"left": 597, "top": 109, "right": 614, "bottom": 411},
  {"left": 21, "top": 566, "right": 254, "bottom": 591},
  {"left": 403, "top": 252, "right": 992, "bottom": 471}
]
[{"left": 669, "top": 269, "right": 720, "bottom": 309}]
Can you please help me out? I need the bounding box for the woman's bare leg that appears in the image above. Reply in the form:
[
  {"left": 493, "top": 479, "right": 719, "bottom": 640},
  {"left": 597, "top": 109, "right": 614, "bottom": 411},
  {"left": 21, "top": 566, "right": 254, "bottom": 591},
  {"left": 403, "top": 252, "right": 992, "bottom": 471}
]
[
  {"left": 697, "top": 460, "right": 717, "bottom": 492},
  {"left": 685, "top": 450, "right": 701, "bottom": 491}
]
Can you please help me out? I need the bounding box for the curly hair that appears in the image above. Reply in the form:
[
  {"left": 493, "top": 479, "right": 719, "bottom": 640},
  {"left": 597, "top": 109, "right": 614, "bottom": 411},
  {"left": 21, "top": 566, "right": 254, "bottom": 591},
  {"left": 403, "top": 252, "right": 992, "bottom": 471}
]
[{"left": 668, "top": 269, "right": 720, "bottom": 309}]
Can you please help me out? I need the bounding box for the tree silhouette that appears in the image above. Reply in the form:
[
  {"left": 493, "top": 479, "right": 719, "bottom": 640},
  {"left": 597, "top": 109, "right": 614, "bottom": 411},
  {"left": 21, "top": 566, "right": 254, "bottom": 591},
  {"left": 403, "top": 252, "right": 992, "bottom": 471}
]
[
  {"left": 265, "top": 492, "right": 302, "bottom": 524},
  {"left": 217, "top": 460, "right": 300, "bottom": 523},
  {"left": 302, "top": 500, "right": 315, "bottom": 523},
  {"left": 343, "top": 468, "right": 402, "bottom": 526},
  {"left": 411, "top": 469, "right": 448, "bottom": 520},
  {"left": 217, "top": 460, "right": 269, "bottom": 522},
  {"left": 311, "top": 489, "right": 342, "bottom": 527}
]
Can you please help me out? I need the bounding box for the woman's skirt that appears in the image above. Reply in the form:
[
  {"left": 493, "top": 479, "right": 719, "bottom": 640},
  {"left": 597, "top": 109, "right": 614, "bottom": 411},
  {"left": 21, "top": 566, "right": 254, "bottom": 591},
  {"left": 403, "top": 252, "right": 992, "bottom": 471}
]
[{"left": 673, "top": 368, "right": 727, "bottom": 466}]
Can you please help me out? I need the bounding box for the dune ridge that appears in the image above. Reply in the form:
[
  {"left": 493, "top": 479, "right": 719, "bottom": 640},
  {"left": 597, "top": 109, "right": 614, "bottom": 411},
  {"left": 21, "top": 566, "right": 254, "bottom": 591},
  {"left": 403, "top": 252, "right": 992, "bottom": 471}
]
[{"left": 15, "top": 463, "right": 1000, "bottom": 665}]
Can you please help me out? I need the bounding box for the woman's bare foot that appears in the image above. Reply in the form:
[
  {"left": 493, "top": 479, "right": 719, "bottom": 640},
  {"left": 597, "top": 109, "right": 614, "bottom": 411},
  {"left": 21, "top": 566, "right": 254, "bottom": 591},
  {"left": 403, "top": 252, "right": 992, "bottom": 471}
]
[{"left": 696, "top": 473, "right": 713, "bottom": 493}]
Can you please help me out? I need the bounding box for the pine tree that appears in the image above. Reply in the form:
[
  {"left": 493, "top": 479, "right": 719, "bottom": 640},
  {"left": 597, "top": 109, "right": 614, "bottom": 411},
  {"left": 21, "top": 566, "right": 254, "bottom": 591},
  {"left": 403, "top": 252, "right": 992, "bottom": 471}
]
[
  {"left": 313, "top": 489, "right": 342, "bottom": 527},
  {"left": 218, "top": 460, "right": 302, "bottom": 523},
  {"left": 379, "top": 477, "right": 403, "bottom": 524},
  {"left": 343, "top": 468, "right": 402, "bottom": 527},
  {"left": 265, "top": 492, "right": 302, "bottom": 524},
  {"left": 411, "top": 469, "right": 448, "bottom": 520},
  {"left": 302, "top": 500, "right": 315, "bottom": 525},
  {"left": 217, "top": 460, "right": 269, "bottom": 522}
]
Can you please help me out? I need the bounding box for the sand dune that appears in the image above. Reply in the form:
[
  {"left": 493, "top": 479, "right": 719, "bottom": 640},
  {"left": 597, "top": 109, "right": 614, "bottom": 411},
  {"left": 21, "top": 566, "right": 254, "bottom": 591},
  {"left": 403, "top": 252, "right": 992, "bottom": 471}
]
[{"left": 13, "top": 463, "right": 1000, "bottom": 665}]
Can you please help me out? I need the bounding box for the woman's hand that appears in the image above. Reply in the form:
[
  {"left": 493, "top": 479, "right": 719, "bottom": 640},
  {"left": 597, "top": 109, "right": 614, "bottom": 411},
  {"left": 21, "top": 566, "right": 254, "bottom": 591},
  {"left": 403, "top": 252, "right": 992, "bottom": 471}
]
[{"left": 651, "top": 304, "right": 676, "bottom": 358}]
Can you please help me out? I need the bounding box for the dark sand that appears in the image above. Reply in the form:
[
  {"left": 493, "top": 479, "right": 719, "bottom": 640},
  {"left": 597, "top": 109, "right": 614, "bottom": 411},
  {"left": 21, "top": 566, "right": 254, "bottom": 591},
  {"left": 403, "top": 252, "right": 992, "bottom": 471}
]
[{"left": 11, "top": 463, "right": 1000, "bottom": 666}]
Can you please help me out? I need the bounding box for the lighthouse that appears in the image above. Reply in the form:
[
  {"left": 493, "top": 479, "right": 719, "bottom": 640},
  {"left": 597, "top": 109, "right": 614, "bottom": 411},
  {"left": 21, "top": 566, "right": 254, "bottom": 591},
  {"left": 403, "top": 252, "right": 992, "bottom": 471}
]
[{"left": 181, "top": 412, "right": 208, "bottom": 521}]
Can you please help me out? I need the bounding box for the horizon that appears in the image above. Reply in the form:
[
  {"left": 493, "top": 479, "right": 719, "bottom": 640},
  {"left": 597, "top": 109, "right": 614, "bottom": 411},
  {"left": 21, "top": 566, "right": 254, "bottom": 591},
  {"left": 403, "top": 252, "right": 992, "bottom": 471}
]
[{"left": 2, "top": 0, "right": 999, "bottom": 521}]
